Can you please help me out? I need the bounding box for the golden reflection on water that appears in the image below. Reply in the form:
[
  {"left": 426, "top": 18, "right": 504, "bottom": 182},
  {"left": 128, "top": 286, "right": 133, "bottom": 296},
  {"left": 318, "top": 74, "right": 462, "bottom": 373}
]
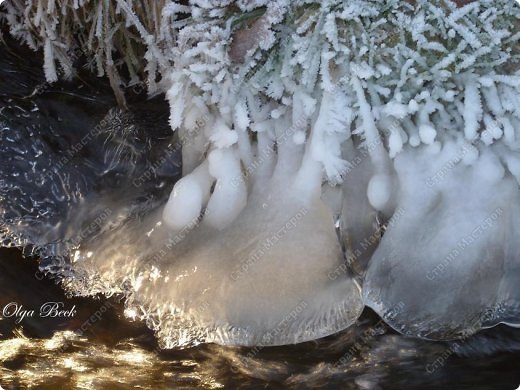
[
  {"left": 0, "top": 323, "right": 519, "bottom": 389},
  {"left": 0, "top": 331, "right": 224, "bottom": 389}
]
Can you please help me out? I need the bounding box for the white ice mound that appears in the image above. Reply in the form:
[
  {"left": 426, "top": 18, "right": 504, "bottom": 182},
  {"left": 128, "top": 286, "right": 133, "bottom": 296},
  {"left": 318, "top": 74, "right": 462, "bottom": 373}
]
[
  {"left": 152, "top": 131, "right": 363, "bottom": 345},
  {"left": 69, "top": 129, "right": 363, "bottom": 347},
  {"left": 363, "top": 142, "right": 520, "bottom": 339},
  {"left": 157, "top": 182, "right": 362, "bottom": 347}
]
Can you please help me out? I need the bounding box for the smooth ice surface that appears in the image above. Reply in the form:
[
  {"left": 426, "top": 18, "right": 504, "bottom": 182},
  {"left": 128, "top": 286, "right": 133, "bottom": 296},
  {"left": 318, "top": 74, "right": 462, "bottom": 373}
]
[
  {"left": 71, "top": 144, "right": 364, "bottom": 347},
  {"left": 363, "top": 143, "right": 520, "bottom": 339}
]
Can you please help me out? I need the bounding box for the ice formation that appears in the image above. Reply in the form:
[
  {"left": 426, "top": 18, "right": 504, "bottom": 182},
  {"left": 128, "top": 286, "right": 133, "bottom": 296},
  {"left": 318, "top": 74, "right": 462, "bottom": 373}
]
[
  {"left": 1, "top": 0, "right": 519, "bottom": 346},
  {"left": 57, "top": 117, "right": 364, "bottom": 347}
]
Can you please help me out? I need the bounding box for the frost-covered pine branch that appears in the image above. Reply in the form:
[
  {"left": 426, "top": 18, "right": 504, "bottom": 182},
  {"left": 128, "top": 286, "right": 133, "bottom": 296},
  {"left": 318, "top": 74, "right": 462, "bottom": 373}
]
[{"left": 155, "top": 0, "right": 519, "bottom": 208}]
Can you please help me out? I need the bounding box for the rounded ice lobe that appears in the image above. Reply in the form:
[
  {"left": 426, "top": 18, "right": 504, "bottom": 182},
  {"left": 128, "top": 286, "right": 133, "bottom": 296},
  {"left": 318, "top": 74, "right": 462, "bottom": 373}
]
[
  {"left": 162, "top": 161, "right": 212, "bottom": 230},
  {"left": 418, "top": 125, "right": 437, "bottom": 145},
  {"left": 367, "top": 174, "right": 392, "bottom": 211},
  {"left": 363, "top": 144, "right": 520, "bottom": 339}
]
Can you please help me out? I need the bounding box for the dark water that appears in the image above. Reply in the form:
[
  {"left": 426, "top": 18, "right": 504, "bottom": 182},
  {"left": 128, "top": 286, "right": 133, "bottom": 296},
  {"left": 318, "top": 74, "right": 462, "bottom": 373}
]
[
  {"left": 0, "top": 30, "right": 520, "bottom": 390},
  {"left": 1, "top": 247, "right": 520, "bottom": 389}
]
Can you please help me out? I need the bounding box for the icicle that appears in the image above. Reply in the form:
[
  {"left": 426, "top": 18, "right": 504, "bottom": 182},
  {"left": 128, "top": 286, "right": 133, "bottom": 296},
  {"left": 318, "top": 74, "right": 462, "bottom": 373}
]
[
  {"left": 417, "top": 105, "right": 437, "bottom": 146},
  {"left": 233, "top": 97, "right": 250, "bottom": 131},
  {"left": 308, "top": 90, "right": 351, "bottom": 184},
  {"left": 386, "top": 121, "right": 404, "bottom": 158},
  {"left": 351, "top": 75, "right": 392, "bottom": 210},
  {"left": 204, "top": 148, "right": 247, "bottom": 229},
  {"left": 271, "top": 114, "right": 304, "bottom": 180},
  {"left": 350, "top": 75, "right": 387, "bottom": 173}
]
